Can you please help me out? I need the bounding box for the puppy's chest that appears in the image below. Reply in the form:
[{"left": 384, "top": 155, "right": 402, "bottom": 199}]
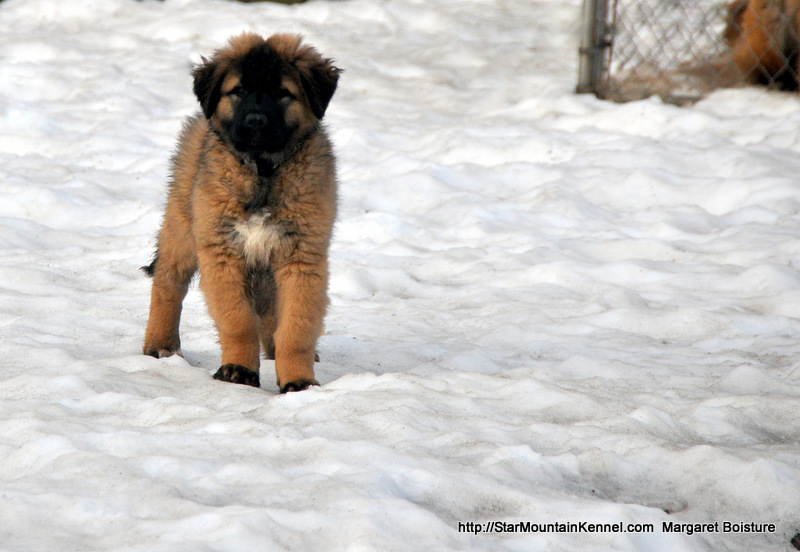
[{"left": 231, "top": 209, "right": 292, "bottom": 266}]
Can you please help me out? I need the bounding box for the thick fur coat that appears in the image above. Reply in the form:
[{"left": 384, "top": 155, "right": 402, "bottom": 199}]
[{"left": 143, "top": 33, "right": 340, "bottom": 393}]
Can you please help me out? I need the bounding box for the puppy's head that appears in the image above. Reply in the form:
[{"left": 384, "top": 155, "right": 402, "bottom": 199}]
[{"left": 192, "top": 33, "right": 340, "bottom": 156}]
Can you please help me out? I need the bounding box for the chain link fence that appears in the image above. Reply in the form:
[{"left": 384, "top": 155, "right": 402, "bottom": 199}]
[{"left": 578, "top": 0, "right": 800, "bottom": 104}]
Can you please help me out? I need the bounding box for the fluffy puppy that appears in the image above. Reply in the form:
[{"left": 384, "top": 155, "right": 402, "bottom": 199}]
[{"left": 143, "top": 33, "right": 340, "bottom": 393}]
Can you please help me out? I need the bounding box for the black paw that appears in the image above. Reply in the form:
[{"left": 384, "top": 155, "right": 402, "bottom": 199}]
[
  {"left": 279, "top": 379, "right": 319, "bottom": 394},
  {"left": 213, "top": 364, "right": 261, "bottom": 387}
]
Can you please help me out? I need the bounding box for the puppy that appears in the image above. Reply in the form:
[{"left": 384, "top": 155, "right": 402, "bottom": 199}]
[{"left": 143, "top": 33, "right": 340, "bottom": 393}]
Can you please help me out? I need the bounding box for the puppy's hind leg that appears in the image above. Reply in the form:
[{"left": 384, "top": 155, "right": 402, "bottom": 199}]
[
  {"left": 143, "top": 209, "right": 197, "bottom": 358},
  {"left": 251, "top": 266, "right": 278, "bottom": 361}
]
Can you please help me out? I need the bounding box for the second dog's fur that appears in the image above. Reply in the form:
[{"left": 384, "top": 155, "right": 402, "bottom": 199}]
[{"left": 726, "top": 0, "right": 800, "bottom": 89}]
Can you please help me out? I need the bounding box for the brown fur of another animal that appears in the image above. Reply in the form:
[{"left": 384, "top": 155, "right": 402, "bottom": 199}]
[
  {"left": 725, "top": 0, "right": 800, "bottom": 89},
  {"left": 143, "top": 33, "right": 340, "bottom": 393}
]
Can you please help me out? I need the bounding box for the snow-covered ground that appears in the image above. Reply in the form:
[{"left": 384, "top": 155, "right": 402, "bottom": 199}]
[{"left": 1, "top": 0, "right": 799, "bottom": 550}]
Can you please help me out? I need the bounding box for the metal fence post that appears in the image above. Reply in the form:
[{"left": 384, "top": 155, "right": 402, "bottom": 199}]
[{"left": 577, "top": 0, "right": 611, "bottom": 94}]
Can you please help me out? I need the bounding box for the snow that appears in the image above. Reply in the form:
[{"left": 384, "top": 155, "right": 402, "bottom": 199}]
[{"left": 0, "top": 0, "right": 799, "bottom": 550}]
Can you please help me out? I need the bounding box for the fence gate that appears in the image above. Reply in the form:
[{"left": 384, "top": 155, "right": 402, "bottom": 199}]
[{"left": 578, "top": 0, "right": 800, "bottom": 104}]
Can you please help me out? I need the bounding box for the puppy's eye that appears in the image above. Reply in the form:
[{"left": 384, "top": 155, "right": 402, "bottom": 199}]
[
  {"left": 276, "top": 88, "right": 294, "bottom": 100},
  {"left": 229, "top": 86, "right": 246, "bottom": 98}
]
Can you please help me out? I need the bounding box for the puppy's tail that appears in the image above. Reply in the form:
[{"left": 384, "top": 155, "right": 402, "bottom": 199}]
[{"left": 141, "top": 254, "right": 158, "bottom": 277}]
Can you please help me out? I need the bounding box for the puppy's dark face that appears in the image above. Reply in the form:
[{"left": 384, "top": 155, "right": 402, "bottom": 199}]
[
  {"left": 192, "top": 33, "right": 340, "bottom": 161},
  {"left": 225, "top": 76, "right": 294, "bottom": 154}
]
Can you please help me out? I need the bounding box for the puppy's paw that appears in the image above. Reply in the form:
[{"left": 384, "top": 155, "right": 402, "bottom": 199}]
[
  {"left": 144, "top": 347, "right": 182, "bottom": 359},
  {"left": 279, "top": 379, "right": 319, "bottom": 394},
  {"left": 213, "top": 364, "right": 261, "bottom": 387}
]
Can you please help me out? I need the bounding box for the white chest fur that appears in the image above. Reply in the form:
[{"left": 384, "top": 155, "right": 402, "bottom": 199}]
[{"left": 233, "top": 211, "right": 284, "bottom": 266}]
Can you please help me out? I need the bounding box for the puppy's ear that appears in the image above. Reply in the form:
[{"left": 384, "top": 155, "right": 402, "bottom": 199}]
[
  {"left": 298, "top": 56, "right": 341, "bottom": 120},
  {"left": 192, "top": 56, "right": 224, "bottom": 119}
]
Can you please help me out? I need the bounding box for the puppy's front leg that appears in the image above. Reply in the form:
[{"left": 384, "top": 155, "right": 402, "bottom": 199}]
[
  {"left": 198, "top": 248, "right": 262, "bottom": 387},
  {"left": 273, "top": 261, "right": 327, "bottom": 393}
]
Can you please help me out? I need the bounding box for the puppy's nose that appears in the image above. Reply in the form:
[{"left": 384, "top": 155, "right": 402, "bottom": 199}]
[{"left": 244, "top": 113, "right": 267, "bottom": 128}]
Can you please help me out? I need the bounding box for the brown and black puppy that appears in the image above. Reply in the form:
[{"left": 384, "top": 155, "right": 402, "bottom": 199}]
[
  {"left": 143, "top": 33, "right": 340, "bottom": 393},
  {"left": 725, "top": 0, "right": 800, "bottom": 90}
]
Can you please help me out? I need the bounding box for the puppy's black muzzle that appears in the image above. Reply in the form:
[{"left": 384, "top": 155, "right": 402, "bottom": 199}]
[{"left": 232, "top": 94, "right": 289, "bottom": 154}]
